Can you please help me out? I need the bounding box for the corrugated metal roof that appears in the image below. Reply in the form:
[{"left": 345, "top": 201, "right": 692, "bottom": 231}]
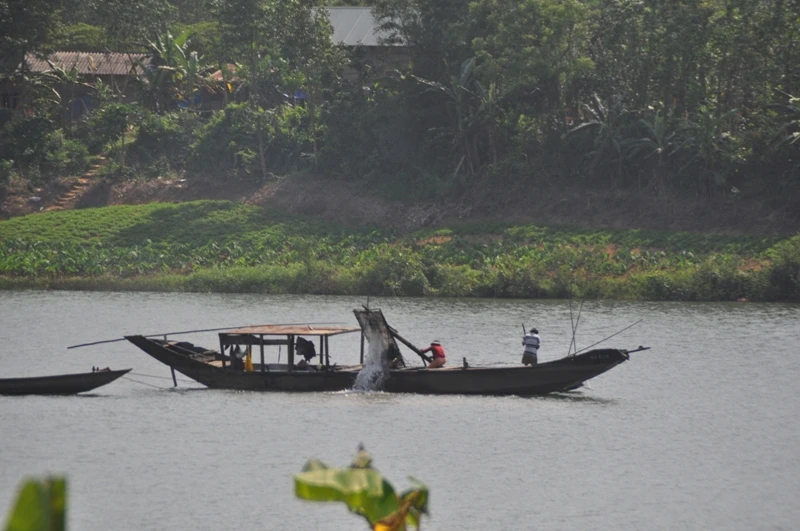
[
  {"left": 326, "top": 7, "right": 400, "bottom": 47},
  {"left": 225, "top": 324, "right": 361, "bottom": 337},
  {"left": 25, "top": 52, "right": 147, "bottom": 76}
]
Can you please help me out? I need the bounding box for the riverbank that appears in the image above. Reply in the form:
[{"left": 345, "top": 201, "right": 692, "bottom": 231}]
[
  {"left": 1, "top": 200, "right": 798, "bottom": 301},
  {"left": 5, "top": 170, "right": 800, "bottom": 235}
]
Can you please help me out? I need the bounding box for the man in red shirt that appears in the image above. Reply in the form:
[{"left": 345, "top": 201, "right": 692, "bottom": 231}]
[{"left": 421, "top": 340, "right": 446, "bottom": 368}]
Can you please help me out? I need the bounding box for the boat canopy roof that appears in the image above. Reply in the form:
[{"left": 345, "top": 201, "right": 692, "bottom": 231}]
[{"left": 223, "top": 324, "right": 361, "bottom": 337}]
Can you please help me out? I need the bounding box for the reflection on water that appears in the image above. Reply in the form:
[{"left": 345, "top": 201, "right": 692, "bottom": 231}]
[
  {"left": 1, "top": 291, "right": 799, "bottom": 531},
  {"left": 531, "top": 392, "right": 620, "bottom": 405}
]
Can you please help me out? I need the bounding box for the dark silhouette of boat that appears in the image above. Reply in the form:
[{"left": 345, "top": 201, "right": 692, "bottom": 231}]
[
  {"left": 0, "top": 368, "right": 131, "bottom": 396},
  {"left": 124, "top": 309, "right": 644, "bottom": 396}
]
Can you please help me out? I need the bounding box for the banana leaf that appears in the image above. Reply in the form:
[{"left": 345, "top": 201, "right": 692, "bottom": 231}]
[{"left": 4, "top": 477, "right": 66, "bottom": 531}]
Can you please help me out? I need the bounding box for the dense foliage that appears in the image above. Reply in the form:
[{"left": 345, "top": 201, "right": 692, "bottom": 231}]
[
  {"left": 0, "top": 201, "right": 798, "bottom": 301},
  {"left": 1, "top": 0, "right": 798, "bottom": 302},
  {"left": 0, "top": 0, "right": 798, "bottom": 218}
]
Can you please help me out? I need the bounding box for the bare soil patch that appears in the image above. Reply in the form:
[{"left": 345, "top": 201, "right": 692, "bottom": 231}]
[{"left": 3, "top": 171, "right": 798, "bottom": 236}]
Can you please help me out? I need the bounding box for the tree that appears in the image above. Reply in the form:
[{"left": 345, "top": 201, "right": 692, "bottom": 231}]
[
  {"left": 87, "top": 0, "right": 177, "bottom": 50},
  {"left": 54, "top": 23, "right": 109, "bottom": 52},
  {"left": 216, "top": 0, "right": 343, "bottom": 104},
  {"left": 0, "top": 0, "right": 62, "bottom": 78},
  {"left": 216, "top": 0, "right": 344, "bottom": 170},
  {"left": 373, "top": 0, "right": 471, "bottom": 82},
  {"left": 469, "top": 0, "right": 594, "bottom": 120}
]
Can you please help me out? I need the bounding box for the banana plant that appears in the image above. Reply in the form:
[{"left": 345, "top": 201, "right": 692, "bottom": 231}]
[
  {"left": 45, "top": 58, "right": 93, "bottom": 123},
  {"left": 295, "top": 446, "right": 428, "bottom": 531},
  {"left": 672, "top": 105, "right": 740, "bottom": 196},
  {"left": 137, "top": 31, "right": 210, "bottom": 112},
  {"left": 621, "top": 110, "right": 678, "bottom": 195},
  {"left": 473, "top": 78, "right": 501, "bottom": 165},
  {"left": 3, "top": 476, "right": 66, "bottom": 531},
  {"left": 411, "top": 57, "right": 480, "bottom": 176},
  {"left": 565, "top": 94, "right": 630, "bottom": 187},
  {"left": 768, "top": 94, "right": 800, "bottom": 150}
]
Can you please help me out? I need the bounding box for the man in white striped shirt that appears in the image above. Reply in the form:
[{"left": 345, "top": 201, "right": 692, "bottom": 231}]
[{"left": 522, "top": 328, "right": 540, "bottom": 365}]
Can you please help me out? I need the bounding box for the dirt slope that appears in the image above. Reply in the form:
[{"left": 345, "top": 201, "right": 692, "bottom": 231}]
[{"left": 3, "top": 172, "right": 798, "bottom": 235}]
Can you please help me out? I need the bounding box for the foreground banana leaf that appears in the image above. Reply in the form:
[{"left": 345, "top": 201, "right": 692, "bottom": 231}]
[
  {"left": 4, "top": 477, "right": 66, "bottom": 531},
  {"left": 295, "top": 448, "right": 428, "bottom": 530}
]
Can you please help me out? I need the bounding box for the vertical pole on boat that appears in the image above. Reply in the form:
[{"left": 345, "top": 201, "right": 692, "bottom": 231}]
[
  {"left": 319, "top": 336, "right": 324, "bottom": 366},
  {"left": 287, "top": 335, "right": 295, "bottom": 371},
  {"left": 360, "top": 331, "right": 365, "bottom": 364},
  {"left": 165, "top": 335, "right": 177, "bottom": 387},
  {"left": 219, "top": 336, "right": 226, "bottom": 368},
  {"left": 259, "top": 335, "right": 265, "bottom": 372},
  {"left": 325, "top": 336, "right": 330, "bottom": 367}
]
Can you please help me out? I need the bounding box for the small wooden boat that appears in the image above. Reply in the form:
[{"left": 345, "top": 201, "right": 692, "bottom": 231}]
[
  {"left": 0, "top": 368, "right": 131, "bottom": 396},
  {"left": 126, "top": 325, "right": 363, "bottom": 393},
  {"left": 124, "top": 309, "right": 644, "bottom": 396}
]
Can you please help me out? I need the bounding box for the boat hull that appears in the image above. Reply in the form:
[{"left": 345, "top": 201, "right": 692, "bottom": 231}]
[
  {"left": 384, "top": 349, "right": 628, "bottom": 395},
  {"left": 126, "top": 335, "right": 627, "bottom": 395},
  {"left": 126, "top": 335, "right": 357, "bottom": 392},
  {"left": 0, "top": 369, "right": 131, "bottom": 396}
]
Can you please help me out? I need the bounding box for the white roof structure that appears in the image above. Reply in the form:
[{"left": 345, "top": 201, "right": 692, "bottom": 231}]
[{"left": 326, "top": 7, "right": 402, "bottom": 47}]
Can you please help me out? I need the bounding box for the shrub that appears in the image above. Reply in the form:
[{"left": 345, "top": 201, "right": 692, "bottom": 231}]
[
  {"left": 44, "top": 132, "right": 91, "bottom": 175},
  {"left": 86, "top": 103, "right": 137, "bottom": 154},
  {"left": 128, "top": 111, "right": 199, "bottom": 175},
  {"left": 0, "top": 159, "right": 13, "bottom": 202},
  {"left": 357, "top": 246, "right": 430, "bottom": 296},
  {"left": 0, "top": 116, "right": 90, "bottom": 182},
  {"left": 189, "top": 102, "right": 312, "bottom": 180},
  {"left": 427, "top": 263, "right": 482, "bottom": 297},
  {"left": 764, "top": 236, "right": 800, "bottom": 301},
  {"left": 0, "top": 115, "right": 55, "bottom": 177}
]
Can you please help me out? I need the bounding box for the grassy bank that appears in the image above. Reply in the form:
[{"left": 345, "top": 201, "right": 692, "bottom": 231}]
[{"left": 0, "top": 201, "right": 798, "bottom": 301}]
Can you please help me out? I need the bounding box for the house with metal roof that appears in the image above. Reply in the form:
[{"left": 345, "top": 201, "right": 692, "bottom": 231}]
[
  {"left": 1, "top": 52, "right": 146, "bottom": 119},
  {"left": 1, "top": 8, "right": 407, "bottom": 118},
  {"left": 24, "top": 51, "right": 147, "bottom": 78},
  {"left": 328, "top": 7, "right": 395, "bottom": 47},
  {"left": 326, "top": 7, "right": 409, "bottom": 81}
]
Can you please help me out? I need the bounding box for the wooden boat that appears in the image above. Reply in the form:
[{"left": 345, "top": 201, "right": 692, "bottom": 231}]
[
  {"left": 124, "top": 309, "right": 643, "bottom": 396},
  {"left": 126, "top": 325, "right": 364, "bottom": 393},
  {"left": 0, "top": 368, "right": 131, "bottom": 396}
]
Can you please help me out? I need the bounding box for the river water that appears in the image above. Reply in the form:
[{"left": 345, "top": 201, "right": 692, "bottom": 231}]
[{"left": 0, "top": 291, "right": 798, "bottom": 530}]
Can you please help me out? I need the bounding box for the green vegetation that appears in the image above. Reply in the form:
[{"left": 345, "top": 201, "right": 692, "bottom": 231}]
[
  {"left": 3, "top": 476, "right": 66, "bottom": 531},
  {"left": 1, "top": 201, "right": 798, "bottom": 301},
  {"left": 3, "top": 451, "right": 425, "bottom": 531},
  {"left": 1, "top": 0, "right": 799, "bottom": 302},
  {"left": 295, "top": 446, "right": 428, "bottom": 531},
  {"left": 1, "top": 0, "right": 799, "bottom": 221}
]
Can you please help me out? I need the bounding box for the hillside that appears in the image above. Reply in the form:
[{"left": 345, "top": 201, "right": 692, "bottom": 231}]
[{"left": 3, "top": 171, "right": 798, "bottom": 236}]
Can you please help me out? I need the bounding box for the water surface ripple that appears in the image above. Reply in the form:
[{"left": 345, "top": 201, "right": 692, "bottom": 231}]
[{"left": 1, "top": 292, "right": 798, "bottom": 530}]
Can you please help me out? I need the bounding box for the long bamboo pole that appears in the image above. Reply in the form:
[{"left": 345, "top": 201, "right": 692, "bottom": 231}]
[
  {"left": 390, "top": 330, "right": 432, "bottom": 364},
  {"left": 573, "top": 319, "right": 644, "bottom": 354},
  {"left": 67, "top": 322, "right": 346, "bottom": 349}
]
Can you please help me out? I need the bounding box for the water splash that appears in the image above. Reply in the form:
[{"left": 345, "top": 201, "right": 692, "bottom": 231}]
[{"left": 353, "top": 328, "right": 390, "bottom": 391}]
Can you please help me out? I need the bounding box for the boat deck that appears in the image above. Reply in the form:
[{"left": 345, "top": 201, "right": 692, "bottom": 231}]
[
  {"left": 224, "top": 324, "right": 360, "bottom": 336},
  {"left": 204, "top": 359, "right": 363, "bottom": 372}
]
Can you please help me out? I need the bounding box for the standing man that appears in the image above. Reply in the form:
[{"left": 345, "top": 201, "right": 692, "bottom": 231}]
[
  {"left": 421, "top": 340, "right": 446, "bottom": 368},
  {"left": 522, "top": 328, "right": 540, "bottom": 365}
]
